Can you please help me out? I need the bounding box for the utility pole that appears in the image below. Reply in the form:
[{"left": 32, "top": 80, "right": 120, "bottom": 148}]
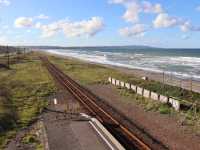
[
  {"left": 17, "top": 48, "right": 20, "bottom": 62},
  {"left": 162, "top": 71, "right": 165, "bottom": 84},
  {"left": 162, "top": 71, "right": 165, "bottom": 94},
  {"left": 190, "top": 77, "right": 193, "bottom": 92},
  {"left": 170, "top": 72, "right": 173, "bottom": 84},
  {"left": 24, "top": 48, "right": 26, "bottom": 58},
  {"left": 6, "top": 46, "right": 10, "bottom": 69}
]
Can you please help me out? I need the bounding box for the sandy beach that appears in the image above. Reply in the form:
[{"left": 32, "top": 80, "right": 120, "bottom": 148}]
[
  {"left": 36, "top": 52, "right": 200, "bottom": 149},
  {"left": 2, "top": 1, "right": 200, "bottom": 149},
  {"left": 47, "top": 51, "right": 200, "bottom": 94},
  {"left": 107, "top": 65, "right": 200, "bottom": 94}
]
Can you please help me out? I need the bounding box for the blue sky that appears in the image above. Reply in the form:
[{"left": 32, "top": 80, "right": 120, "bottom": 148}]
[{"left": 0, "top": 0, "right": 200, "bottom": 48}]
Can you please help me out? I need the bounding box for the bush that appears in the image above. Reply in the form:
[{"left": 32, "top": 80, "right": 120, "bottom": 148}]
[
  {"left": 159, "top": 104, "right": 171, "bottom": 114},
  {"left": 22, "top": 134, "right": 37, "bottom": 144}
]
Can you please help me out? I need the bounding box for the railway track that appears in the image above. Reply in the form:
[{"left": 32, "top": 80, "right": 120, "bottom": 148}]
[{"left": 41, "top": 57, "right": 168, "bottom": 150}]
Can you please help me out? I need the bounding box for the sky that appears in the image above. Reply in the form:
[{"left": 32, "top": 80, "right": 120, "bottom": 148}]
[{"left": 0, "top": 0, "right": 200, "bottom": 48}]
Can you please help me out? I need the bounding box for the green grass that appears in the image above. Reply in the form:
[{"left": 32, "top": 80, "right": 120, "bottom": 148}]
[
  {"left": 117, "top": 87, "right": 172, "bottom": 114},
  {"left": 48, "top": 54, "right": 174, "bottom": 115},
  {"left": 46, "top": 54, "right": 200, "bottom": 132},
  {"left": 0, "top": 52, "right": 55, "bottom": 149},
  {"left": 27, "top": 52, "right": 199, "bottom": 134},
  {"left": 128, "top": 79, "right": 199, "bottom": 104},
  {"left": 22, "top": 133, "right": 44, "bottom": 150},
  {"left": 36, "top": 143, "right": 44, "bottom": 150},
  {"left": 48, "top": 54, "right": 200, "bottom": 104},
  {"left": 48, "top": 55, "right": 130, "bottom": 85},
  {"left": 158, "top": 104, "right": 172, "bottom": 114},
  {"left": 22, "top": 134, "right": 38, "bottom": 144}
]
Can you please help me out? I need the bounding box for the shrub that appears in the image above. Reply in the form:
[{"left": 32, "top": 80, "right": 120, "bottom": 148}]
[{"left": 159, "top": 104, "right": 171, "bottom": 114}]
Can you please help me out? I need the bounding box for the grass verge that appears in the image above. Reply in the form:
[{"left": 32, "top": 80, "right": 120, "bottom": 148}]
[
  {"left": 0, "top": 52, "right": 55, "bottom": 149},
  {"left": 46, "top": 53, "right": 200, "bottom": 134},
  {"left": 48, "top": 54, "right": 200, "bottom": 102}
]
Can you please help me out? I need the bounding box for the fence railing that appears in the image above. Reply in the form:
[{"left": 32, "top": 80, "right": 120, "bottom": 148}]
[
  {"left": 0, "top": 47, "right": 28, "bottom": 68},
  {"left": 108, "top": 77, "right": 180, "bottom": 111},
  {"left": 142, "top": 71, "right": 200, "bottom": 94}
]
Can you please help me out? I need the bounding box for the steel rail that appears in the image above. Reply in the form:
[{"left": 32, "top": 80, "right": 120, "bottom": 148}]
[{"left": 41, "top": 57, "right": 152, "bottom": 150}]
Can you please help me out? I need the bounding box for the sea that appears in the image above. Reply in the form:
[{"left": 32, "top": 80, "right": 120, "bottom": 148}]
[{"left": 44, "top": 46, "right": 200, "bottom": 80}]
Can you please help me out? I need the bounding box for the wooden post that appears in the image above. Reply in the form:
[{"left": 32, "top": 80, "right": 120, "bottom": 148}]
[
  {"left": 7, "top": 46, "right": 10, "bottom": 68},
  {"left": 162, "top": 71, "right": 165, "bottom": 94},
  {"left": 180, "top": 79, "right": 182, "bottom": 89},
  {"left": 17, "top": 48, "right": 20, "bottom": 62},
  {"left": 170, "top": 72, "right": 173, "bottom": 84},
  {"left": 24, "top": 48, "right": 26, "bottom": 58},
  {"left": 194, "top": 103, "right": 197, "bottom": 119},
  {"left": 162, "top": 71, "right": 165, "bottom": 84}
]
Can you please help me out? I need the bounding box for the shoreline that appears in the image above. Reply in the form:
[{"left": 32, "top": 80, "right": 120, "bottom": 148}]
[
  {"left": 45, "top": 49, "right": 200, "bottom": 79},
  {"left": 41, "top": 51, "right": 200, "bottom": 149},
  {"left": 45, "top": 51, "right": 200, "bottom": 94}
]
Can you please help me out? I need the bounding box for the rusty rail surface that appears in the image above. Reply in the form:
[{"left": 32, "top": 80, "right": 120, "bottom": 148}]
[{"left": 41, "top": 57, "right": 167, "bottom": 150}]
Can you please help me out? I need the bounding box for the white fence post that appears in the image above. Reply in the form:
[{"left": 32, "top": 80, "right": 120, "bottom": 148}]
[
  {"left": 159, "top": 95, "right": 168, "bottom": 103},
  {"left": 150, "top": 92, "right": 159, "bottom": 101},
  {"left": 131, "top": 84, "right": 137, "bottom": 92},
  {"left": 116, "top": 80, "right": 120, "bottom": 86},
  {"left": 169, "top": 98, "right": 180, "bottom": 111},
  {"left": 137, "top": 87, "right": 143, "bottom": 95},
  {"left": 125, "top": 83, "right": 131, "bottom": 89},
  {"left": 120, "top": 81, "right": 125, "bottom": 87},
  {"left": 143, "top": 89, "right": 150, "bottom": 98},
  {"left": 107, "top": 77, "right": 181, "bottom": 111}
]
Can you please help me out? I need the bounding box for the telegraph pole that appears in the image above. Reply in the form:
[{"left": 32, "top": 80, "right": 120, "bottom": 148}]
[
  {"left": 24, "top": 48, "right": 26, "bottom": 58},
  {"left": 6, "top": 46, "right": 10, "bottom": 69},
  {"left": 162, "top": 71, "right": 165, "bottom": 94},
  {"left": 17, "top": 48, "right": 20, "bottom": 62}
]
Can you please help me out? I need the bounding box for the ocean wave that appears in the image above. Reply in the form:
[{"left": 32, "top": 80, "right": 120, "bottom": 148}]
[{"left": 46, "top": 49, "right": 200, "bottom": 80}]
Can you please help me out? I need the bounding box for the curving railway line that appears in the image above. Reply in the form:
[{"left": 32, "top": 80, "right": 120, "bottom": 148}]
[{"left": 40, "top": 57, "right": 168, "bottom": 150}]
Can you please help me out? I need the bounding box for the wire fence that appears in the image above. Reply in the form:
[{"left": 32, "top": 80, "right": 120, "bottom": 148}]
[
  {"left": 143, "top": 71, "right": 200, "bottom": 94},
  {"left": 0, "top": 46, "right": 28, "bottom": 68}
]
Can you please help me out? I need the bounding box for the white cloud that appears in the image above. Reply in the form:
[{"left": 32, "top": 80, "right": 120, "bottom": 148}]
[
  {"left": 36, "top": 20, "right": 62, "bottom": 38},
  {"left": 14, "top": 14, "right": 49, "bottom": 29},
  {"left": 181, "top": 22, "right": 200, "bottom": 32},
  {"left": 196, "top": 6, "right": 200, "bottom": 11},
  {"left": 110, "top": 0, "right": 164, "bottom": 23},
  {"left": 36, "top": 17, "right": 104, "bottom": 38},
  {"left": 123, "top": 2, "right": 141, "bottom": 23},
  {"left": 110, "top": 0, "right": 200, "bottom": 36},
  {"left": 153, "top": 13, "right": 179, "bottom": 28},
  {"left": 0, "top": 0, "right": 10, "bottom": 6},
  {"left": 109, "top": 0, "right": 164, "bottom": 36},
  {"left": 14, "top": 16, "right": 104, "bottom": 38},
  {"left": 15, "top": 17, "right": 34, "bottom": 28},
  {"left": 119, "top": 24, "right": 147, "bottom": 37},
  {"left": 181, "top": 35, "right": 190, "bottom": 40},
  {"left": 180, "top": 21, "right": 192, "bottom": 32},
  {"left": 14, "top": 14, "right": 49, "bottom": 28},
  {"left": 191, "top": 26, "right": 200, "bottom": 31},
  {"left": 62, "top": 17, "right": 104, "bottom": 37},
  {"left": 35, "top": 22, "right": 42, "bottom": 28},
  {"left": 142, "top": 1, "right": 164, "bottom": 14},
  {"left": 108, "top": 0, "right": 131, "bottom": 4},
  {"left": 153, "top": 13, "right": 200, "bottom": 33},
  {"left": 36, "top": 14, "right": 49, "bottom": 20}
]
